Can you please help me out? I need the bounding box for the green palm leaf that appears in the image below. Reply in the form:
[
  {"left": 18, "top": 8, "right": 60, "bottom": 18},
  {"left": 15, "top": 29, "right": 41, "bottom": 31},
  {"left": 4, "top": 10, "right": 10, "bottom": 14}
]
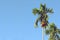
[
  {"left": 32, "top": 8, "right": 39, "bottom": 15},
  {"left": 57, "top": 29, "right": 60, "bottom": 34},
  {"left": 47, "top": 8, "right": 54, "bottom": 13},
  {"left": 45, "top": 29, "right": 50, "bottom": 35}
]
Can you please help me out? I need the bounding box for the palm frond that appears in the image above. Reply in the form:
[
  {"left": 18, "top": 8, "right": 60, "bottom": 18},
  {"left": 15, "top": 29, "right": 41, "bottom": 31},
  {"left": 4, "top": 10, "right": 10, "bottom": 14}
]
[
  {"left": 32, "top": 8, "right": 39, "bottom": 15},
  {"left": 49, "top": 23, "right": 55, "bottom": 28},
  {"left": 57, "top": 29, "right": 60, "bottom": 34},
  {"left": 34, "top": 23, "right": 38, "bottom": 28},
  {"left": 47, "top": 8, "right": 54, "bottom": 13},
  {"left": 34, "top": 17, "right": 40, "bottom": 27},
  {"left": 45, "top": 29, "right": 50, "bottom": 35}
]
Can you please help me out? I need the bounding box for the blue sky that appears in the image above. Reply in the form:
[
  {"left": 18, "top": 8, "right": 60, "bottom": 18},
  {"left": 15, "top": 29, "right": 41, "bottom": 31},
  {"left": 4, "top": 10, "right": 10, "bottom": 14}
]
[{"left": 0, "top": 0, "right": 60, "bottom": 40}]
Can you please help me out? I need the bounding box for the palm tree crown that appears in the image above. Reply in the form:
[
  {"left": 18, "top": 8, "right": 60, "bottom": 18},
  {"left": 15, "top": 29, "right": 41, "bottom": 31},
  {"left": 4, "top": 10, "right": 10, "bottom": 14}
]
[
  {"left": 46, "top": 23, "right": 60, "bottom": 40},
  {"left": 32, "top": 4, "right": 53, "bottom": 28}
]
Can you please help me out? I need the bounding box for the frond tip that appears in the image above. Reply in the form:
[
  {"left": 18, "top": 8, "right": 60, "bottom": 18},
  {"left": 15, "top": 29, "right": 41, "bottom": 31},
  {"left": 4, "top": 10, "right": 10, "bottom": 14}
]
[
  {"left": 34, "top": 23, "right": 38, "bottom": 28},
  {"left": 32, "top": 8, "right": 39, "bottom": 15},
  {"left": 48, "top": 8, "right": 54, "bottom": 13}
]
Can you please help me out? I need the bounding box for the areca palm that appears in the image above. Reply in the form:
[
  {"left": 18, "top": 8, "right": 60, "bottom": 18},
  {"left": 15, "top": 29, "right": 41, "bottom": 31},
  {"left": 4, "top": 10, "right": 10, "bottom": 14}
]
[
  {"left": 33, "top": 4, "right": 53, "bottom": 28},
  {"left": 46, "top": 23, "right": 60, "bottom": 40},
  {"left": 32, "top": 4, "right": 53, "bottom": 40}
]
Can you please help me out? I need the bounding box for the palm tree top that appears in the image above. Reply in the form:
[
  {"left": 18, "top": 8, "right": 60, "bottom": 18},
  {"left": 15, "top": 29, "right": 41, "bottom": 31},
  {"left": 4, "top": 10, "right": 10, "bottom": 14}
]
[
  {"left": 32, "top": 3, "right": 54, "bottom": 28},
  {"left": 45, "top": 23, "right": 60, "bottom": 40},
  {"left": 32, "top": 3, "right": 54, "bottom": 15}
]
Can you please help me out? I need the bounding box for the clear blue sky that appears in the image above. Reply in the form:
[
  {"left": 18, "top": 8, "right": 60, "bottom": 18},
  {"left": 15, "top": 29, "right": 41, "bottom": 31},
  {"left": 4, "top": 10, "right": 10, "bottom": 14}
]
[{"left": 0, "top": 0, "right": 60, "bottom": 40}]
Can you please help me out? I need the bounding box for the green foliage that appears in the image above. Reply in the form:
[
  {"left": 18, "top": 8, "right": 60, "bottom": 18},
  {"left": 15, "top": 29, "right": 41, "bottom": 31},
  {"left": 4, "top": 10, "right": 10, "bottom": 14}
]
[
  {"left": 47, "top": 8, "right": 54, "bottom": 13},
  {"left": 32, "top": 8, "right": 39, "bottom": 15},
  {"left": 32, "top": 4, "right": 54, "bottom": 28},
  {"left": 46, "top": 29, "right": 50, "bottom": 35},
  {"left": 40, "top": 3, "right": 46, "bottom": 13},
  {"left": 34, "top": 22, "right": 38, "bottom": 28},
  {"left": 45, "top": 23, "right": 60, "bottom": 40},
  {"left": 32, "top": 3, "right": 60, "bottom": 40},
  {"left": 49, "top": 23, "right": 55, "bottom": 28},
  {"left": 57, "top": 29, "right": 60, "bottom": 34}
]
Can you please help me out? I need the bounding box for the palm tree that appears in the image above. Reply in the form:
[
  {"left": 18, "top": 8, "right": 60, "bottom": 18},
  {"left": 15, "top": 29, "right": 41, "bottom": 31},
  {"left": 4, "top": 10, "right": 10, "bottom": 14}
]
[
  {"left": 45, "top": 23, "right": 60, "bottom": 40},
  {"left": 32, "top": 3, "right": 53, "bottom": 40}
]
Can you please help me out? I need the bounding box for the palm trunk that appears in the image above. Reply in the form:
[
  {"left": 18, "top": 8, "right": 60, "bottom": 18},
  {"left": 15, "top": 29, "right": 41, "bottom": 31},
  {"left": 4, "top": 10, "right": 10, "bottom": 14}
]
[{"left": 42, "top": 28, "right": 44, "bottom": 40}]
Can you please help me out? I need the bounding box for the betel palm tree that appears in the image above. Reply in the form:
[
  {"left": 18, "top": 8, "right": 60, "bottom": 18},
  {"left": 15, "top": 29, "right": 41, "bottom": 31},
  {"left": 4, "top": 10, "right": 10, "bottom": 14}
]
[
  {"left": 32, "top": 3, "right": 53, "bottom": 40},
  {"left": 46, "top": 23, "right": 60, "bottom": 40},
  {"left": 33, "top": 4, "right": 53, "bottom": 28}
]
